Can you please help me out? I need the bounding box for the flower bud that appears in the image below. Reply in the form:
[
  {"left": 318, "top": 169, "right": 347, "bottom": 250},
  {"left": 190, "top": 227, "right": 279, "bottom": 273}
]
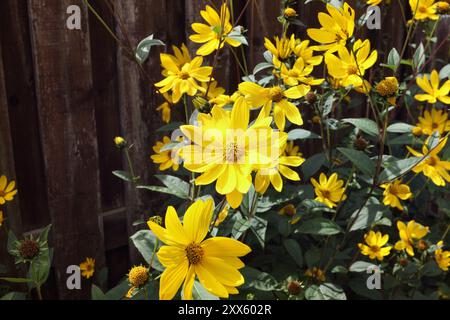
[
  {"left": 284, "top": 7, "right": 297, "bottom": 18},
  {"left": 114, "top": 136, "right": 127, "bottom": 149}
]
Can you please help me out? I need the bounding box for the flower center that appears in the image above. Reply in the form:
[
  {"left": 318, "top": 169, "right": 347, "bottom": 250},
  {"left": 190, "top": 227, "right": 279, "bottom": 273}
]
[
  {"left": 0, "top": 190, "right": 5, "bottom": 197},
  {"left": 179, "top": 70, "right": 190, "bottom": 80},
  {"left": 431, "top": 123, "right": 439, "bottom": 129},
  {"left": 427, "top": 156, "right": 438, "bottom": 166},
  {"left": 347, "top": 65, "right": 358, "bottom": 75},
  {"left": 418, "top": 5, "right": 427, "bottom": 13},
  {"left": 269, "top": 87, "right": 284, "bottom": 102},
  {"left": 224, "top": 142, "right": 244, "bottom": 163},
  {"left": 185, "top": 243, "right": 204, "bottom": 265},
  {"left": 321, "top": 189, "right": 331, "bottom": 199}
]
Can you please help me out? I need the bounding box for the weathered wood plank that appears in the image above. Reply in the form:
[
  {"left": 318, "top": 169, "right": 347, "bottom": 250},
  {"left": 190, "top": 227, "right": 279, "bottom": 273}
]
[{"left": 27, "top": 0, "right": 105, "bottom": 299}]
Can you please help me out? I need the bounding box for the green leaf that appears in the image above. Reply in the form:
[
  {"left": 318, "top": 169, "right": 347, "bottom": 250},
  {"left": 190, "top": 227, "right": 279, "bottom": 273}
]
[
  {"left": 137, "top": 185, "right": 189, "bottom": 199},
  {"left": 379, "top": 157, "right": 423, "bottom": 183},
  {"left": 322, "top": 94, "right": 335, "bottom": 116},
  {"left": 331, "top": 266, "right": 348, "bottom": 274},
  {"left": 387, "top": 123, "right": 415, "bottom": 133},
  {"left": 302, "top": 152, "right": 326, "bottom": 180},
  {"left": 130, "top": 230, "right": 163, "bottom": 271},
  {"left": 155, "top": 175, "right": 190, "bottom": 198},
  {"left": 228, "top": 27, "right": 248, "bottom": 46},
  {"left": 241, "top": 267, "right": 279, "bottom": 291},
  {"left": 439, "top": 64, "right": 450, "bottom": 79},
  {"left": 288, "top": 129, "right": 321, "bottom": 140},
  {"left": 91, "top": 284, "right": 107, "bottom": 300},
  {"left": 135, "top": 35, "right": 165, "bottom": 64},
  {"left": 37, "top": 224, "right": 52, "bottom": 243},
  {"left": 422, "top": 261, "right": 442, "bottom": 277},
  {"left": 387, "top": 48, "right": 400, "bottom": 69},
  {"left": 250, "top": 216, "right": 267, "bottom": 249},
  {"left": 105, "top": 280, "right": 131, "bottom": 300},
  {"left": 305, "top": 283, "right": 346, "bottom": 300},
  {"left": 342, "top": 118, "right": 379, "bottom": 137},
  {"left": 253, "top": 62, "right": 273, "bottom": 75},
  {"left": 0, "top": 277, "right": 34, "bottom": 284},
  {"left": 349, "top": 261, "right": 377, "bottom": 272},
  {"left": 413, "top": 43, "right": 425, "bottom": 70},
  {"left": 231, "top": 216, "right": 252, "bottom": 239},
  {"left": 192, "top": 281, "right": 220, "bottom": 300},
  {"left": 157, "top": 122, "right": 183, "bottom": 132},
  {"left": 283, "top": 239, "right": 303, "bottom": 267},
  {"left": 1, "top": 292, "right": 27, "bottom": 300},
  {"left": 349, "top": 204, "right": 388, "bottom": 231},
  {"left": 296, "top": 218, "right": 342, "bottom": 235},
  {"left": 113, "top": 170, "right": 135, "bottom": 182},
  {"left": 338, "top": 148, "right": 375, "bottom": 176},
  {"left": 28, "top": 248, "right": 51, "bottom": 288}
]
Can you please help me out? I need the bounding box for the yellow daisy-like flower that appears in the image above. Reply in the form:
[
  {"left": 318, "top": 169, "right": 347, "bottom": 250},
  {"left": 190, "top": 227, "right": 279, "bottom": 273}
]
[
  {"left": 325, "top": 39, "right": 378, "bottom": 89},
  {"left": 367, "top": 0, "right": 383, "bottom": 5},
  {"left": 155, "top": 55, "right": 212, "bottom": 103},
  {"left": 214, "top": 204, "right": 229, "bottom": 227},
  {"left": 238, "top": 82, "right": 310, "bottom": 131},
  {"left": 80, "top": 257, "right": 95, "bottom": 279},
  {"left": 358, "top": 231, "right": 392, "bottom": 261},
  {"left": 284, "top": 141, "right": 303, "bottom": 157},
  {"left": 157, "top": 93, "right": 174, "bottom": 124},
  {"left": 435, "top": 241, "right": 450, "bottom": 271},
  {"left": 394, "top": 220, "right": 429, "bottom": 256},
  {"left": 280, "top": 58, "right": 324, "bottom": 87},
  {"left": 254, "top": 144, "right": 305, "bottom": 194},
  {"left": 407, "top": 137, "right": 450, "bottom": 186},
  {"left": 410, "top": 0, "right": 439, "bottom": 20},
  {"left": 264, "top": 35, "right": 296, "bottom": 65},
  {"left": 189, "top": 4, "right": 242, "bottom": 56},
  {"left": 199, "top": 80, "right": 226, "bottom": 101},
  {"left": 148, "top": 199, "right": 251, "bottom": 300},
  {"left": 162, "top": 44, "right": 192, "bottom": 76},
  {"left": 416, "top": 108, "right": 450, "bottom": 136},
  {"left": 380, "top": 180, "right": 412, "bottom": 211},
  {"left": 151, "top": 136, "right": 180, "bottom": 172},
  {"left": 311, "top": 173, "right": 347, "bottom": 208},
  {"left": 415, "top": 70, "right": 450, "bottom": 104},
  {"left": 307, "top": 2, "right": 355, "bottom": 53},
  {"left": 210, "top": 92, "right": 241, "bottom": 108},
  {"left": 181, "top": 99, "right": 286, "bottom": 208},
  {"left": 436, "top": 1, "right": 450, "bottom": 13},
  {"left": 292, "top": 40, "right": 323, "bottom": 66},
  {"left": 0, "top": 176, "right": 18, "bottom": 205}
]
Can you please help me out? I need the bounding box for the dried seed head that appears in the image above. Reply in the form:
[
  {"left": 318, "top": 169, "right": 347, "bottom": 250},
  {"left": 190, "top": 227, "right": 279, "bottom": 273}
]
[
  {"left": 287, "top": 280, "right": 302, "bottom": 295},
  {"left": 19, "top": 239, "right": 40, "bottom": 260}
]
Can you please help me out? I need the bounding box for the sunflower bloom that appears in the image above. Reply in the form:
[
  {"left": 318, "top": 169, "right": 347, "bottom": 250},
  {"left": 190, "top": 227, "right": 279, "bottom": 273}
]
[
  {"left": 410, "top": 0, "right": 439, "bottom": 20},
  {"left": 238, "top": 82, "right": 310, "bottom": 131},
  {"left": 181, "top": 99, "right": 286, "bottom": 208},
  {"left": 435, "top": 241, "right": 450, "bottom": 271},
  {"left": 416, "top": 108, "right": 450, "bottom": 136},
  {"left": 199, "top": 80, "right": 226, "bottom": 101},
  {"left": 407, "top": 137, "right": 450, "bottom": 186},
  {"left": 280, "top": 58, "right": 324, "bottom": 87},
  {"left": 292, "top": 40, "right": 323, "bottom": 66},
  {"left": 264, "top": 35, "right": 296, "bottom": 66},
  {"left": 358, "top": 231, "right": 392, "bottom": 261},
  {"left": 151, "top": 136, "right": 180, "bottom": 172},
  {"left": 311, "top": 173, "right": 347, "bottom": 208},
  {"left": 190, "top": 4, "right": 242, "bottom": 56},
  {"left": 325, "top": 39, "right": 377, "bottom": 89},
  {"left": 380, "top": 180, "right": 412, "bottom": 211},
  {"left": 394, "top": 220, "right": 429, "bottom": 256},
  {"left": 210, "top": 92, "right": 242, "bottom": 108},
  {"left": 80, "top": 258, "right": 95, "bottom": 279},
  {"left": 162, "top": 44, "right": 192, "bottom": 75},
  {"left": 148, "top": 199, "right": 251, "bottom": 300},
  {"left": 0, "top": 176, "right": 17, "bottom": 205},
  {"left": 415, "top": 70, "right": 450, "bottom": 104},
  {"left": 155, "top": 55, "right": 212, "bottom": 103},
  {"left": 307, "top": 2, "right": 355, "bottom": 52}
]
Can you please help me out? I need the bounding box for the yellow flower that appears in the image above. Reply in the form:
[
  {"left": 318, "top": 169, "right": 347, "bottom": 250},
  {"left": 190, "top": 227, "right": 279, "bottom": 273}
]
[
  {"left": 376, "top": 77, "right": 399, "bottom": 97},
  {"left": 151, "top": 136, "right": 180, "bottom": 172},
  {"left": 210, "top": 92, "right": 241, "bottom": 108},
  {"left": 114, "top": 136, "right": 127, "bottom": 149},
  {"left": 311, "top": 173, "right": 347, "bottom": 208},
  {"left": 148, "top": 199, "right": 251, "bottom": 300},
  {"left": 199, "top": 81, "right": 226, "bottom": 101},
  {"left": 254, "top": 144, "right": 305, "bottom": 194},
  {"left": 0, "top": 176, "right": 17, "bottom": 205},
  {"left": 155, "top": 55, "right": 212, "bottom": 103},
  {"left": 380, "top": 180, "right": 412, "bottom": 211},
  {"left": 284, "top": 7, "right": 298, "bottom": 18},
  {"left": 280, "top": 58, "right": 324, "bottom": 87},
  {"left": 284, "top": 141, "right": 302, "bottom": 157},
  {"left": 128, "top": 265, "right": 149, "bottom": 288},
  {"left": 0, "top": 211, "right": 4, "bottom": 227},
  {"left": 416, "top": 108, "right": 450, "bottom": 136},
  {"left": 264, "top": 35, "right": 296, "bottom": 65},
  {"left": 279, "top": 204, "right": 300, "bottom": 225},
  {"left": 325, "top": 39, "right": 377, "bottom": 88},
  {"left": 436, "top": 1, "right": 450, "bottom": 14},
  {"left": 147, "top": 216, "right": 163, "bottom": 228},
  {"left": 410, "top": 0, "right": 439, "bottom": 20},
  {"left": 190, "top": 4, "right": 242, "bottom": 56},
  {"left": 407, "top": 137, "right": 450, "bottom": 186},
  {"left": 181, "top": 100, "right": 286, "bottom": 208},
  {"left": 307, "top": 2, "right": 355, "bottom": 52},
  {"left": 292, "top": 40, "right": 323, "bottom": 66},
  {"left": 238, "top": 82, "right": 310, "bottom": 131},
  {"left": 162, "top": 44, "right": 192, "bottom": 76},
  {"left": 157, "top": 93, "right": 174, "bottom": 124},
  {"left": 215, "top": 205, "right": 229, "bottom": 227},
  {"left": 367, "top": 0, "right": 383, "bottom": 5},
  {"left": 394, "top": 220, "right": 429, "bottom": 256},
  {"left": 415, "top": 70, "right": 450, "bottom": 104},
  {"left": 80, "top": 257, "right": 95, "bottom": 279},
  {"left": 435, "top": 241, "right": 450, "bottom": 271},
  {"left": 305, "top": 267, "right": 326, "bottom": 283},
  {"left": 358, "top": 231, "right": 392, "bottom": 261}
]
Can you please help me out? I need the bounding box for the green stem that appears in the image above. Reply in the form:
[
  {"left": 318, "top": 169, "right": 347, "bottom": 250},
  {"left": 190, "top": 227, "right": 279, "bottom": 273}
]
[{"left": 124, "top": 148, "right": 137, "bottom": 182}]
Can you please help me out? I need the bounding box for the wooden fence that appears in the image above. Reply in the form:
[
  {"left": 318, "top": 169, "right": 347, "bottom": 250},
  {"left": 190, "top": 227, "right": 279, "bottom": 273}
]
[{"left": 0, "top": 0, "right": 448, "bottom": 299}]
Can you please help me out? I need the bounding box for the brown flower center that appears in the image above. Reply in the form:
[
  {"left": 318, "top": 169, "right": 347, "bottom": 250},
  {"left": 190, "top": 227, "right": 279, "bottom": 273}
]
[
  {"left": 224, "top": 142, "right": 244, "bottom": 163},
  {"left": 179, "top": 71, "right": 190, "bottom": 80},
  {"left": 347, "top": 65, "right": 358, "bottom": 75},
  {"left": 185, "top": 243, "right": 204, "bottom": 265},
  {"left": 269, "top": 87, "right": 284, "bottom": 102},
  {"left": 418, "top": 5, "right": 428, "bottom": 13}
]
